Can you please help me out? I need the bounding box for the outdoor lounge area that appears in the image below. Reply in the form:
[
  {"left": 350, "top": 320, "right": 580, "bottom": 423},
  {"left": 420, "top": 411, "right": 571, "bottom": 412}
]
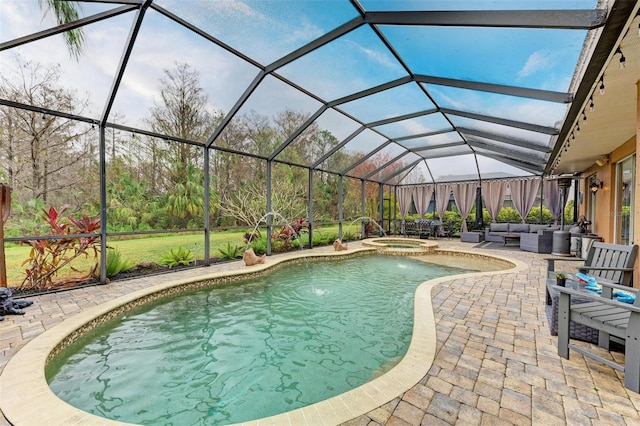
[{"left": 2, "top": 0, "right": 640, "bottom": 425}]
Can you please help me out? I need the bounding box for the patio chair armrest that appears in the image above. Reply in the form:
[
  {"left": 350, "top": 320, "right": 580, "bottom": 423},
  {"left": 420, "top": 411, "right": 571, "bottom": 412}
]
[{"left": 546, "top": 256, "right": 584, "bottom": 273}]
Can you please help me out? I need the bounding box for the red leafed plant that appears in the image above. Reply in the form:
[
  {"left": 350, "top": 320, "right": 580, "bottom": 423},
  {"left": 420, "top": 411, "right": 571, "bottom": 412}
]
[
  {"left": 19, "top": 205, "right": 101, "bottom": 291},
  {"left": 270, "top": 218, "right": 308, "bottom": 252}
]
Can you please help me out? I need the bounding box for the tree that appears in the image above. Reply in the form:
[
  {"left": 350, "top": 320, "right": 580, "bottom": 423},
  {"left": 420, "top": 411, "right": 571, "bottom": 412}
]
[
  {"left": 144, "top": 62, "right": 219, "bottom": 228},
  {"left": 39, "top": 0, "right": 85, "bottom": 59},
  {"left": 0, "top": 59, "right": 92, "bottom": 210}
]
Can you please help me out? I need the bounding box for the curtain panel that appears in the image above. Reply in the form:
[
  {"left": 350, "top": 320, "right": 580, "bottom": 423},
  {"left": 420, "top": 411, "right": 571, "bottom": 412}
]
[
  {"left": 412, "top": 185, "right": 433, "bottom": 220},
  {"left": 509, "top": 178, "right": 541, "bottom": 223},
  {"left": 543, "top": 179, "right": 562, "bottom": 224},
  {"left": 451, "top": 182, "right": 477, "bottom": 233},
  {"left": 481, "top": 180, "right": 508, "bottom": 222}
]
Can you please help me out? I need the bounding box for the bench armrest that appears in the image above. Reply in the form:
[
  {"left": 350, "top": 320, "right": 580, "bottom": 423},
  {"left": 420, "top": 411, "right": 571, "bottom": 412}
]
[
  {"left": 553, "top": 284, "right": 640, "bottom": 312},
  {"left": 585, "top": 277, "right": 640, "bottom": 293},
  {"left": 577, "top": 266, "right": 634, "bottom": 272}
]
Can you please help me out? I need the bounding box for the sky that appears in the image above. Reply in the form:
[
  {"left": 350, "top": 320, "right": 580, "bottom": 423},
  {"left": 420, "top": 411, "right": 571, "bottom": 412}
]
[{"left": 0, "top": 0, "right": 598, "bottom": 182}]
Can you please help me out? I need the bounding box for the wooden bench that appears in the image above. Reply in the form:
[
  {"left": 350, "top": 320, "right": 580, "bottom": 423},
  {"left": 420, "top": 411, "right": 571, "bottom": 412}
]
[{"left": 555, "top": 280, "right": 640, "bottom": 392}]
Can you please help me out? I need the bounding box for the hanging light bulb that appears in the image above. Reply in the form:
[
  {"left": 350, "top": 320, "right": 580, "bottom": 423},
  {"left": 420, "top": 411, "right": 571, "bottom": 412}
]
[
  {"left": 616, "top": 47, "right": 626, "bottom": 69},
  {"left": 571, "top": 132, "right": 575, "bottom": 140},
  {"left": 582, "top": 110, "right": 587, "bottom": 121},
  {"left": 576, "top": 123, "right": 580, "bottom": 134},
  {"left": 599, "top": 77, "right": 605, "bottom": 95},
  {"left": 589, "top": 96, "right": 595, "bottom": 112}
]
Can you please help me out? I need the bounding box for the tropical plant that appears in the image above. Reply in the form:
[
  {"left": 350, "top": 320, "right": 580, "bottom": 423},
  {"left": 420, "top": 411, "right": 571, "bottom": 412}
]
[
  {"left": 249, "top": 237, "right": 268, "bottom": 255},
  {"left": 104, "top": 247, "right": 135, "bottom": 278},
  {"left": 218, "top": 243, "right": 244, "bottom": 260},
  {"left": 158, "top": 247, "right": 194, "bottom": 268},
  {"left": 20, "top": 205, "right": 100, "bottom": 290}
]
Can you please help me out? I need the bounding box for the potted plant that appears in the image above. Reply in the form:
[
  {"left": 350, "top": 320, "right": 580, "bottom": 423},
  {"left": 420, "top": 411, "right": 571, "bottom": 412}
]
[{"left": 556, "top": 272, "right": 567, "bottom": 287}]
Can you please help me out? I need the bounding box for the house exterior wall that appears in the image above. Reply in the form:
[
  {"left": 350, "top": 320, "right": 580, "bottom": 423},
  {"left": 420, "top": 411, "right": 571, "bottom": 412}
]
[{"left": 577, "top": 81, "right": 639, "bottom": 286}]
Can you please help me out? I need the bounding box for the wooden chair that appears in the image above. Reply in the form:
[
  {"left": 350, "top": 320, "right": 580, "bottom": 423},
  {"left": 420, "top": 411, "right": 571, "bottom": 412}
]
[
  {"left": 547, "top": 242, "right": 638, "bottom": 287},
  {"left": 555, "top": 280, "right": 640, "bottom": 392}
]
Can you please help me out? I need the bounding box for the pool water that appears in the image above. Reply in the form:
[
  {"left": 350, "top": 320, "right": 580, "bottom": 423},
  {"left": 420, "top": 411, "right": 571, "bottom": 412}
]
[{"left": 46, "top": 255, "right": 470, "bottom": 425}]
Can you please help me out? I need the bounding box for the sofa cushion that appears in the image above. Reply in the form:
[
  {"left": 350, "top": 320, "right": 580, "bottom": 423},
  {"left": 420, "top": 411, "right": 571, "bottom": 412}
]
[
  {"left": 529, "top": 224, "right": 551, "bottom": 233},
  {"left": 489, "top": 223, "right": 509, "bottom": 233},
  {"left": 509, "top": 223, "right": 530, "bottom": 233}
]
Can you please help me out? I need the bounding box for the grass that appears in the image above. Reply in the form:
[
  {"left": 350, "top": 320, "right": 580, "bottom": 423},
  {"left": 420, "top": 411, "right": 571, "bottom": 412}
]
[
  {"left": 4, "top": 230, "right": 247, "bottom": 287},
  {"left": 3, "top": 225, "right": 342, "bottom": 287}
]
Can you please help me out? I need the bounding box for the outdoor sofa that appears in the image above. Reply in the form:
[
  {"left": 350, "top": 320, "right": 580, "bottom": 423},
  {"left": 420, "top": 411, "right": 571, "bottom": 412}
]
[{"left": 484, "top": 223, "right": 582, "bottom": 254}]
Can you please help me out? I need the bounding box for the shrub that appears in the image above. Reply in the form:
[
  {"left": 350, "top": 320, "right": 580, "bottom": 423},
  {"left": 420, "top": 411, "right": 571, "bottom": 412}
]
[
  {"left": 496, "top": 207, "right": 522, "bottom": 223},
  {"left": 105, "top": 248, "right": 135, "bottom": 277},
  {"left": 526, "top": 206, "right": 554, "bottom": 224},
  {"left": 250, "top": 237, "right": 268, "bottom": 255},
  {"left": 19, "top": 205, "right": 100, "bottom": 291},
  {"left": 158, "top": 247, "right": 194, "bottom": 268},
  {"left": 218, "top": 243, "right": 244, "bottom": 260}
]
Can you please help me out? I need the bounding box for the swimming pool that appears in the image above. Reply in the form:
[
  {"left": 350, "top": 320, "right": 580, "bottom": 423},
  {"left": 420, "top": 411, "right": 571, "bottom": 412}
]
[
  {"left": 0, "top": 245, "right": 522, "bottom": 425},
  {"left": 46, "top": 255, "right": 471, "bottom": 425}
]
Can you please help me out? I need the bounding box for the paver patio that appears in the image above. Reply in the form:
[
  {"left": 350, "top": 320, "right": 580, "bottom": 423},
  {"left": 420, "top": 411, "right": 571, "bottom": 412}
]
[{"left": 1, "top": 240, "right": 639, "bottom": 425}]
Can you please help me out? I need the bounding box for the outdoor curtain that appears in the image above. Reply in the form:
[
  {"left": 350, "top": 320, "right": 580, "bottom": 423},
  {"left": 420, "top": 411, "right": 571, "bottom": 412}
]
[
  {"left": 434, "top": 184, "right": 451, "bottom": 236},
  {"left": 397, "top": 186, "right": 412, "bottom": 220},
  {"left": 481, "top": 180, "right": 508, "bottom": 222},
  {"left": 397, "top": 186, "right": 412, "bottom": 234},
  {"left": 451, "top": 182, "right": 477, "bottom": 233},
  {"left": 543, "top": 179, "right": 563, "bottom": 224},
  {"left": 434, "top": 184, "right": 451, "bottom": 219},
  {"left": 509, "top": 178, "right": 541, "bottom": 223},
  {"left": 412, "top": 185, "right": 434, "bottom": 219}
]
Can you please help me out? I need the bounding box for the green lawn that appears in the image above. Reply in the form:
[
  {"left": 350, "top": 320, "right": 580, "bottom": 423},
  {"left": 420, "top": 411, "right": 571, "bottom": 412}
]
[{"left": 3, "top": 225, "right": 342, "bottom": 287}]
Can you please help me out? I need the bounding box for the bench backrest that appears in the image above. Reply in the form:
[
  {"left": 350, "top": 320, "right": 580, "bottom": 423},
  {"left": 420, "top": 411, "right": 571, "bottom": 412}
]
[{"left": 585, "top": 242, "right": 639, "bottom": 286}]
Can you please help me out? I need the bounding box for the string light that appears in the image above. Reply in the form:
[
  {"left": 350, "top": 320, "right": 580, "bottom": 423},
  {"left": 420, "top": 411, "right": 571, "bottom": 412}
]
[
  {"left": 599, "top": 77, "right": 605, "bottom": 95},
  {"left": 589, "top": 96, "right": 594, "bottom": 112},
  {"left": 582, "top": 110, "right": 587, "bottom": 121},
  {"left": 576, "top": 123, "right": 580, "bottom": 134},
  {"left": 616, "top": 47, "right": 626, "bottom": 69}
]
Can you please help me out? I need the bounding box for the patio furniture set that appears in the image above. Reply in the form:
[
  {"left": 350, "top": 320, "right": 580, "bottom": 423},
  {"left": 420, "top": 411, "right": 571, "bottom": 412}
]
[{"left": 547, "top": 242, "right": 640, "bottom": 392}]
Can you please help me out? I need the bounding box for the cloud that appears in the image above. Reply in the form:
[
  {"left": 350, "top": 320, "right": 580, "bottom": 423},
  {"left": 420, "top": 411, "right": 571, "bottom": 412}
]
[{"left": 518, "top": 50, "right": 555, "bottom": 79}]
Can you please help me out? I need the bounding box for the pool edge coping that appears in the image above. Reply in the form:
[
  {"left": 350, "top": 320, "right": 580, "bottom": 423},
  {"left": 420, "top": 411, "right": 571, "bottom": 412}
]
[{"left": 0, "top": 244, "right": 527, "bottom": 426}]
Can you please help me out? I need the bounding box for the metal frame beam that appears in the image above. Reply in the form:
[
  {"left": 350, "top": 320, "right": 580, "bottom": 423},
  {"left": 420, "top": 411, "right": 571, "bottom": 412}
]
[
  {"left": 364, "top": 10, "right": 607, "bottom": 29},
  {"left": 441, "top": 108, "right": 559, "bottom": 135},
  {"left": 382, "top": 158, "right": 423, "bottom": 184},
  {"left": 415, "top": 74, "right": 572, "bottom": 103},
  {"left": 458, "top": 127, "right": 551, "bottom": 153},
  {"left": 340, "top": 140, "right": 392, "bottom": 175},
  {"left": 269, "top": 105, "right": 327, "bottom": 161},
  {"left": 363, "top": 152, "right": 410, "bottom": 180},
  {"left": 311, "top": 126, "right": 366, "bottom": 169},
  {"left": 101, "top": 0, "right": 153, "bottom": 123},
  {"left": 366, "top": 108, "right": 439, "bottom": 128},
  {"left": 466, "top": 139, "right": 546, "bottom": 164},
  {"left": 0, "top": 5, "right": 137, "bottom": 52}
]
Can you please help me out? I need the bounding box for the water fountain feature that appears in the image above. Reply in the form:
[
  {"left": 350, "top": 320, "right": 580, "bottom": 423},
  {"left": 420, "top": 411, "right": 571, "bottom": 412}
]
[{"left": 343, "top": 216, "right": 386, "bottom": 240}]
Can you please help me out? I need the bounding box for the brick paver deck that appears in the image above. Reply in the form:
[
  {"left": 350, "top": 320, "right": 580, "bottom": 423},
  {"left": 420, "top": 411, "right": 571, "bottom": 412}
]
[{"left": 2, "top": 240, "right": 639, "bottom": 425}]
